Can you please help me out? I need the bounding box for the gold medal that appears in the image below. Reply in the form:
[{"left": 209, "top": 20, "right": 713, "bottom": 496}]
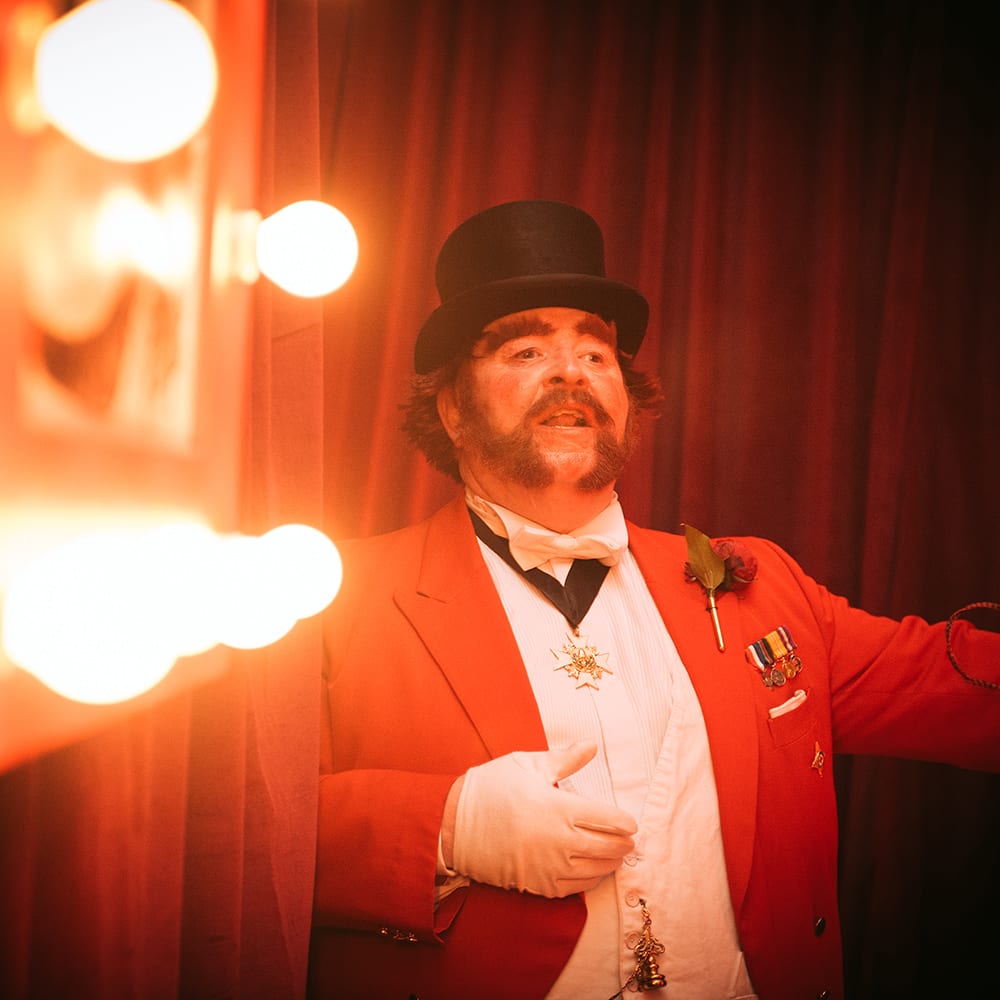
[
  {"left": 552, "top": 630, "right": 612, "bottom": 689},
  {"left": 746, "top": 626, "right": 803, "bottom": 688}
]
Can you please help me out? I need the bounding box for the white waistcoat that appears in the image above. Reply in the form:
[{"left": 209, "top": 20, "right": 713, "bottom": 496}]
[{"left": 479, "top": 543, "right": 758, "bottom": 1000}]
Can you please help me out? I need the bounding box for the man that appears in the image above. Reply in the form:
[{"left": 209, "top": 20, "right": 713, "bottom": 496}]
[{"left": 308, "top": 200, "right": 1000, "bottom": 1000}]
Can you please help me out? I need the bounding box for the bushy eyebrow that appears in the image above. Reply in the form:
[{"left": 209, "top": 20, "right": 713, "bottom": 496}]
[
  {"left": 574, "top": 315, "right": 617, "bottom": 345},
  {"left": 475, "top": 313, "right": 616, "bottom": 355},
  {"left": 476, "top": 314, "right": 555, "bottom": 353}
]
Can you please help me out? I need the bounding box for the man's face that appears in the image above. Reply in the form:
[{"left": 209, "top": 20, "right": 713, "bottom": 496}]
[{"left": 439, "top": 307, "right": 634, "bottom": 493}]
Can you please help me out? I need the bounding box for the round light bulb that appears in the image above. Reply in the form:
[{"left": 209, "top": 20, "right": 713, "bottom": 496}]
[
  {"left": 259, "top": 524, "right": 343, "bottom": 621},
  {"left": 209, "top": 534, "right": 299, "bottom": 651},
  {"left": 1, "top": 531, "right": 178, "bottom": 704},
  {"left": 142, "top": 522, "right": 222, "bottom": 657},
  {"left": 34, "top": 0, "right": 218, "bottom": 163},
  {"left": 255, "top": 200, "right": 359, "bottom": 297},
  {"left": 0, "top": 520, "right": 345, "bottom": 702}
]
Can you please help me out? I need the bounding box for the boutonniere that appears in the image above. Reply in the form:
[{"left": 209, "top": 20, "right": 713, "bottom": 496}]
[{"left": 683, "top": 524, "right": 757, "bottom": 651}]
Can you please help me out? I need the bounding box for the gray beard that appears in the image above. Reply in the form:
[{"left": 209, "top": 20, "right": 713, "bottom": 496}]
[{"left": 458, "top": 387, "right": 634, "bottom": 492}]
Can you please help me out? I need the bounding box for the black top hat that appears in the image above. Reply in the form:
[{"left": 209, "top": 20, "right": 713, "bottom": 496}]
[{"left": 414, "top": 200, "right": 649, "bottom": 373}]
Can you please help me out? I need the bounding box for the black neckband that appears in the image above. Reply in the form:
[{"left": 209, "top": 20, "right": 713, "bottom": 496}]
[{"left": 469, "top": 510, "right": 610, "bottom": 629}]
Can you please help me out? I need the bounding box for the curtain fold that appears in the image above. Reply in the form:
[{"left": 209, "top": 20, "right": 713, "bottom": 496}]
[{"left": 316, "top": 3, "right": 1000, "bottom": 997}]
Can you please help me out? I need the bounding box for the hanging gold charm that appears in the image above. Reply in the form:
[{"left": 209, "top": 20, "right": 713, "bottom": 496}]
[
  {"left": 624, "top": 898, "right": 668, "bottom": 992},
  {"left": 552, "top": 630, "right": 612, "bottom": 689}
]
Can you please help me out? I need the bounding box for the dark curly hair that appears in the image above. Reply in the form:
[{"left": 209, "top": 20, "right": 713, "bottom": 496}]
[{"left": 401, "top": 353, "right": 663, "bottom": 483}]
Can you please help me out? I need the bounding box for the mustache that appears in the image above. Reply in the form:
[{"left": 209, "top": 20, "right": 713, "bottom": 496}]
[{"left": 523, "top": 388, "right": 614, "bottom": 427}]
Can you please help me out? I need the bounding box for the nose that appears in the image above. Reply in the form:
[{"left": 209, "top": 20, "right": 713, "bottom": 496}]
[{"left": 545, "top": 343, "right": 587, "bottom": 386}]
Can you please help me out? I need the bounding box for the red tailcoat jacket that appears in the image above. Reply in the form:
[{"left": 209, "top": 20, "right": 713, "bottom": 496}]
[{"left": 309, "top": 496, "right": 1000, "bottom": 1000}]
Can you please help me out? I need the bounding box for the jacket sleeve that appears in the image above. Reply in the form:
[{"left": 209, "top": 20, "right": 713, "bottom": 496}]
[
  {"left": 757, "top": 538, "right": 1000, "bottom": 771},
  {"left": 313, "top": 763, "right": 458, "bottom": 938}
]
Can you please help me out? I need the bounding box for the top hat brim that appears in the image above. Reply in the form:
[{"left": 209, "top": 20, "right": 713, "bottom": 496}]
[{"left": 414, "top": 273, "right": 649, "bottom": 373}]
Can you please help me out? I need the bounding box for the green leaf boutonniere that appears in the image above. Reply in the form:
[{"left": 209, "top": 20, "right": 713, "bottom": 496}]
[{"left": 683, "top": 524, "right": 757, "bottom": 652}]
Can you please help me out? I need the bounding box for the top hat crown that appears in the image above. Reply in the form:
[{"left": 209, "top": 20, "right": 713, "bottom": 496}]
[{"left": 414, "top": 200, "right": 649, "bottom": 372}]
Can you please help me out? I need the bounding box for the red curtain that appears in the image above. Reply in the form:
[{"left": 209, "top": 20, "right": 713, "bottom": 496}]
[
  {"left": 316, "top": 2, "right": 1000, "bottom": 998},
  {"left": 1, "top": 2, "right": 997, "bottom": 999}
]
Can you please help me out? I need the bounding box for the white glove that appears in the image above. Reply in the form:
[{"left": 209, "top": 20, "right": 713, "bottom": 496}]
[{"left": 451, "top": 741, "right": 637, "bottom": 898}]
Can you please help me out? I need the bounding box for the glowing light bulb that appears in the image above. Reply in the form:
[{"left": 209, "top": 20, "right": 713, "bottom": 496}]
[
  {"left": 142, "top": 522, "right": 222, "bottom": 657},
  {"left": 1, "top": 531, "right": 178, "bottom": 704},
  {"left": 255, "top": 200, "right": 359, "bottom": 297},
  {"left": 259, "top": 523, "right": 344, "bottom": 620},
  {"left": 0, "top": 520, "right": 343, "bottom": 703},
  {"left": 34, "top": 0, "right": 218, "bottom": 163},
  {"left": 210, "top": 534, "right": 299, "bottom": 651},
  {"left": 210, "top": 526, "right": 342, "bottom": 649}
]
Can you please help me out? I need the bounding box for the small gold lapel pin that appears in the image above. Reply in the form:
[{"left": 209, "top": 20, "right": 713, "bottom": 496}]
[{"left": 810, "top": 741, "right": 826, "bottom": 777}]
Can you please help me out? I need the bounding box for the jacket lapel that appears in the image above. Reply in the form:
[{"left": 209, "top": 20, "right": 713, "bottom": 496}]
[
  {"left": 392, "top": 500, "right": 758, "bottom": 918},
  {"left": 393, "top": 496, "right": 549, "bottom": 758},
  {"left": 628, "top": 523, "right": 759, "bottom": 920}
]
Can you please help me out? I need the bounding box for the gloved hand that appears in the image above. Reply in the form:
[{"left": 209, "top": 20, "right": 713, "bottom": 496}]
[{"left": 451, "top": 741, "right": 638, "bottom": 898}]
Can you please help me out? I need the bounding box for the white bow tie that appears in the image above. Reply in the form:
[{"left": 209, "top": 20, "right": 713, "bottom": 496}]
[
  {"left": 509, "top": 524, "right": 628, "bottom": 569},
  {"left": 466, "top": 491, "right": 629, "bottom": 573},
  {"left": 506, "top": 513, "right": 627, "bottom": 572}
]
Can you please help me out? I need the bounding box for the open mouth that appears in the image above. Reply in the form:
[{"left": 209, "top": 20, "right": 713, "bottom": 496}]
[{"left": 538, "top": 408, "right": 591, "bottom": 428}]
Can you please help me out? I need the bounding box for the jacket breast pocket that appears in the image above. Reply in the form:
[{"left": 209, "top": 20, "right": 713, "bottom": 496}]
[{"left": 766, "top": 687, "right": 818, "bottom": 747}]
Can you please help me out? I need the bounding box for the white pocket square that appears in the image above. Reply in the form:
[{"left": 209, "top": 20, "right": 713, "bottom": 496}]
[{"left": 768, "top": 688, "right": 807, "bottom": 719}]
